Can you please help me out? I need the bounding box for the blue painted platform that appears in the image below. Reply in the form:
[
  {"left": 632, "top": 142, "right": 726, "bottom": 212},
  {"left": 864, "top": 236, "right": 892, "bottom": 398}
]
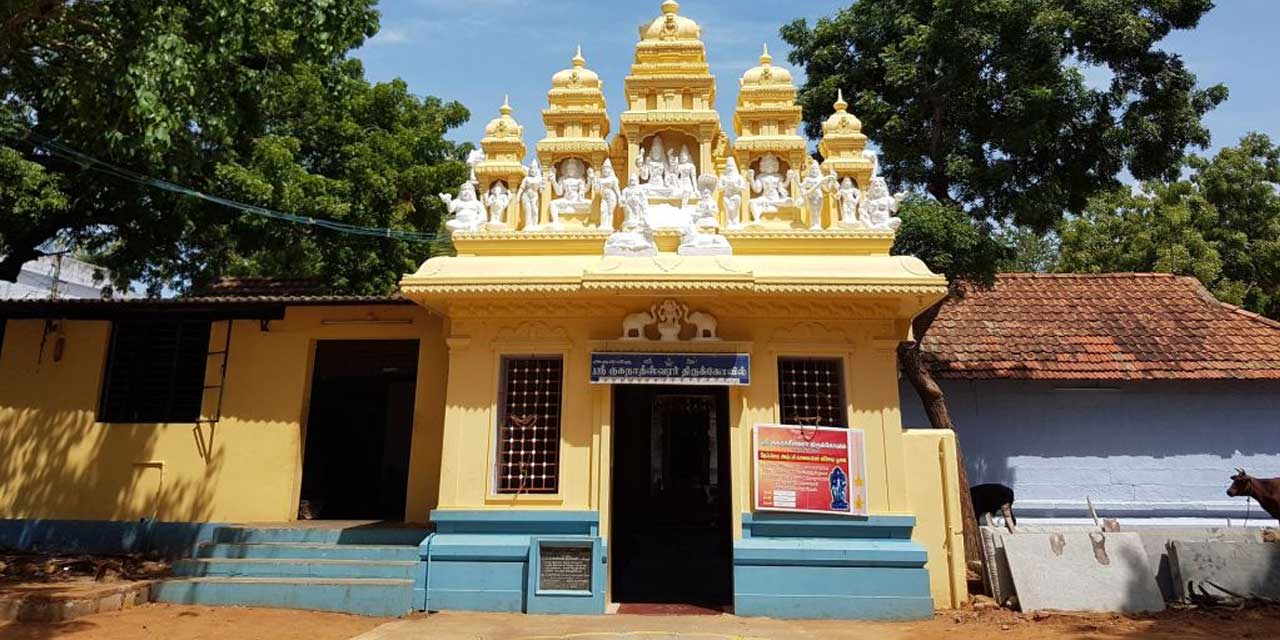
[
  {"left": 733, "top": 513, "right": 934, "bottom": 620},
  {"left": 157, "top": 523, "right": 429, "bottom": 617}
]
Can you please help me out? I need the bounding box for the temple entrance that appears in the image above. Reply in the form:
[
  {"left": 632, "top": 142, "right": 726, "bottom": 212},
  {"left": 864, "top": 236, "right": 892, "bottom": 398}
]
[
  {"left": 300, "top": 340, "right": 418, "bottom": 521},
  {"left": 610, "top": 385, "right": 732, "bottom": 608}
]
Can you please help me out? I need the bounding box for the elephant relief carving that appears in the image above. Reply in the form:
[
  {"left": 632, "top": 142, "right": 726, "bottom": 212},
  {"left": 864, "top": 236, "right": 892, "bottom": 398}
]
[
  {"left": 622, "top": 305, "right": 658, "bottom": 340},
  {"left": 686, "top": 311, "right": 718, "bottom": 341}
]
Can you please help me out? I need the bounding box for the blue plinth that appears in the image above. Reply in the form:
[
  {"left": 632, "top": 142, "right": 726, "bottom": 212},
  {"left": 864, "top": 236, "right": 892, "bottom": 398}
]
[
  {"left": 733, "top": 513, "right": 934, "bottom": 620},
  {"left": 421, "top": 510, "right": 606, "bottom": 615}
]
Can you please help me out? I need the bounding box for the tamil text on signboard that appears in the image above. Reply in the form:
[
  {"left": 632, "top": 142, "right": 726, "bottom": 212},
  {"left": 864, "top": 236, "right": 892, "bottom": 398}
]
[
  {"left": 753, "top": 423, "right": 868, "bottom": 516},
  {"left": 589, "top": 352, "right": 750, "bottom": 386}
]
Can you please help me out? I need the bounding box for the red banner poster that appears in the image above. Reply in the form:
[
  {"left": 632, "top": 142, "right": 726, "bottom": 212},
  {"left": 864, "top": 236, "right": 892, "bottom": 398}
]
[{"left": 753, "top": 424, "right": 868, "bottom": 516}]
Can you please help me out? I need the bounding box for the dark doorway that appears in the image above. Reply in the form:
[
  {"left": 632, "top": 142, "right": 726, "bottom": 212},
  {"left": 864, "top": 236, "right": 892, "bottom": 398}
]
[
  {"left": 610, "top": 385, "right": 732, "bottom": 607},
  {"left": 300, "top": 340, "right": 419, "bottom": 521}
]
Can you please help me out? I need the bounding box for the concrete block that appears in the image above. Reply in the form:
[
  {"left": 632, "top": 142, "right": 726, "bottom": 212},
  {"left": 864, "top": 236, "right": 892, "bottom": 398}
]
[
  {"left": 1130, "top": 528, "right": 1262, "bottom": 601},
  {"left": 1002, "top": 532, "right": 1165, "bottom": 613},
  {"left": 1170, "top": 540, "right": 1280, "bottom": 602}
]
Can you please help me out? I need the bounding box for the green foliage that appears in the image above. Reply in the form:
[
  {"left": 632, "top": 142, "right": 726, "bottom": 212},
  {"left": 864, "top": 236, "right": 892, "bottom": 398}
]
[
  {"left": 1058, "top": 134, "right": 1280, "bottom": 318},
  {"left": 892, "top": 196, "right": 1010, "bottom": 286},
  {"left": 782, "top": 0, "right": 1227, "bottom": 232},
  {"left": 0, "top": 0, "right": 470, "bottom": 295}
]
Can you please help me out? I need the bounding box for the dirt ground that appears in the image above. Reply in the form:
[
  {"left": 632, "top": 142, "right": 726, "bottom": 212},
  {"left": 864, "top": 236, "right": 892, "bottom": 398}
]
[{"left": 3, "top": 604, "right": 1280, "bottom": 640}]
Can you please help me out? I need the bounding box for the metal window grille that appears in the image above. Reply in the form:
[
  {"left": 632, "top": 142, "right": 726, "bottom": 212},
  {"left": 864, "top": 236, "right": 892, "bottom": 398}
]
[
  {"left": 778, "top": 357, "right": 847, "bottom": 428},
  {"left": 99, "top": 320, "right": 212, "bottom": 423},
  {"left": 496, "top": 356, "right": 564, "bottom": 494}
]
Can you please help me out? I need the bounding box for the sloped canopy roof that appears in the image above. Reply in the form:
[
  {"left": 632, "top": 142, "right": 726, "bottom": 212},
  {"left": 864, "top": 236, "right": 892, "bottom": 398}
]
[{"left": 923, "top": 273, "right": 1280, "bottom": 381}]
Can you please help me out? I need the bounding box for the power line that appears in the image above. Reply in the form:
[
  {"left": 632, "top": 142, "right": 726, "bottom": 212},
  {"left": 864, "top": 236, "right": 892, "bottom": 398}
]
[{"left": 18, "top": 132, "right": 442, "bottom": 244}]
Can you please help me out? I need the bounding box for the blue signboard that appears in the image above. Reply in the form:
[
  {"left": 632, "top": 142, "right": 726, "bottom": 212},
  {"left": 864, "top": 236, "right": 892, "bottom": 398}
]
[{"left": 590, "top": 352, "right": 750, "bottom": 386}]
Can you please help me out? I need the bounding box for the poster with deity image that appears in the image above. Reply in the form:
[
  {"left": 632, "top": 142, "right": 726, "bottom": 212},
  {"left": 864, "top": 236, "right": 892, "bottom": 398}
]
[{"left": 753, "top": 424, "right": 867, "bottom": 516}]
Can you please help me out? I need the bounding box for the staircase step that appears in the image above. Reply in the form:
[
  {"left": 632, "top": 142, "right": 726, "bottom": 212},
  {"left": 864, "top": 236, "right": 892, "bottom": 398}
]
[
  {"left": 173, "top": 558, "right": 417, "bottom": 580},
  {"left": 194, "top": 543, "right": 420, "bottom": 562},
  {"left": 212, "top": 526, "right": 429, "bottom": 546},
  {"left": 151, "top": 577, "right": 414, "bottom": 618}
]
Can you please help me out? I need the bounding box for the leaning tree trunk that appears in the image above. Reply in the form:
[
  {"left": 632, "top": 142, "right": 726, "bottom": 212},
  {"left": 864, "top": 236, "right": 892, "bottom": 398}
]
[{"left": 898, "top": 300, "right": 985, "bottom": 584}]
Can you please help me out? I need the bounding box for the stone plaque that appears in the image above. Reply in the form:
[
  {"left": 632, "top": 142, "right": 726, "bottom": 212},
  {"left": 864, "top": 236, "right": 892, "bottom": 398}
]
[{"left": 538, "top": 544, "right": 593, "bottom": 593}]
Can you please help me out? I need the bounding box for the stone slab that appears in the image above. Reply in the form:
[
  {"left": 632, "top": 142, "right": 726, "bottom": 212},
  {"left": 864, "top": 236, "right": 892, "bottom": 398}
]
[
  {"left": 1130, "top": 527, "right": 1263, "bottom": 601},
  {"left": 979, "top": 525, "right": 1099, "bottom": 608},
  {"left": 1170, "top": 540, "right": 1280, "bottom": 602},
  {"left": 1002, "top": 532, "right": 1165, "bottom": 613}
]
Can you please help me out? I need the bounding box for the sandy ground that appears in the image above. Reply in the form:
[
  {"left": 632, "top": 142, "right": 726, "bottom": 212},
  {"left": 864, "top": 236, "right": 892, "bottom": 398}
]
[
  {"left": 3, "top": 604, "right": 1280, "bottom": 640},
  {"left": 0, "top": 603, "right": 384, "bottom": 640}
]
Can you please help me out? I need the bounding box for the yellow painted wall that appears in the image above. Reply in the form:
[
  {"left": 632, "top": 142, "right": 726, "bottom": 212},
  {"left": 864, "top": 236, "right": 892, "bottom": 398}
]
[
  {"left": 903, "top": 429, "right": 968, "bottom": 609},
  {"left": 0, "top": 305, "right": 448, "bottom": 523}
]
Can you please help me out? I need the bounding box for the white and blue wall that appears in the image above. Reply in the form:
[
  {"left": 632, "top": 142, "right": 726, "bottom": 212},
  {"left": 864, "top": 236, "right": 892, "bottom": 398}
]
[{"left": 900, "top": 379, "right": 1280, "bottom": 525}]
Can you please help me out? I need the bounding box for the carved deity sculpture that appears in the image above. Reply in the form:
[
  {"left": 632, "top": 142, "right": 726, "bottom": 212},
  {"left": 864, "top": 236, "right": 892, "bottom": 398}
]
[
  {"left": 836, "top": 177, "right": 861, "bottom": 227},
  {"left": 655, "top": 299, "right": 686, "bottom": 342},
  {"left": 718, "top": 157, "right": 747, "bottom": 229},
  {"left": 859, "top": 176, "right": 906, "bottom": 232},
  {"left": 482, "top": 182, "right": 511, "bottom": 228},
  {"left": 548, "top": 158, "right": 593, "bottom": 225},
  {"left": 605, "top": 175, "right": 659, "bottom": 256},
  {"left": 676, "top": 145, "right": 698, "bottom": 198},
  {"left": 516, "top": 160, "right": 546, "bottom": 230},
  {"left": 440, "top": 182, "right": 487, "bottom": 234},
  {"left": 799, "top": 160, "right": 837, "bottom": 231},
  {"left": 592, "top": 159, "right": 622, "bottom": 230},
  {"left": 747, "top": 154, "right": 799, "bottom": 223},
  {"left": 664, "top": 148, "right": 681, "bottom": 191},
  {"left": 636, "top": 136, "right": 667, "bottom": 193}
]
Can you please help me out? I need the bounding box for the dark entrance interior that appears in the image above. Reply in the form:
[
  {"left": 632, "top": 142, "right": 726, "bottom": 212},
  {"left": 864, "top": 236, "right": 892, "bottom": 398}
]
[
  {"left": 300, "top": 340, "right": 418, "bottom": 521},
  {"left": 611, "top": 385, "right": 732, "bottom": 607}
]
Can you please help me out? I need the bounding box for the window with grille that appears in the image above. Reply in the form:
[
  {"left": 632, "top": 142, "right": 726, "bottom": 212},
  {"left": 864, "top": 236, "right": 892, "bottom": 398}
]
[
  {"left": 778, "top": 357, "right": 847, "bottom": 428},
  {"left": 495, "top": 355, "right": 564, "bottom": 494},
  {"left": 98, "top": 320, "right": 211, "bottom": 423}
]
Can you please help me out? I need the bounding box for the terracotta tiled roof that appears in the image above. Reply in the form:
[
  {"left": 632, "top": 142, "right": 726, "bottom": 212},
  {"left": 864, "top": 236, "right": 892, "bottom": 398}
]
[{"left": 922, "top": 273, "right": 1280, "bottom": 381}]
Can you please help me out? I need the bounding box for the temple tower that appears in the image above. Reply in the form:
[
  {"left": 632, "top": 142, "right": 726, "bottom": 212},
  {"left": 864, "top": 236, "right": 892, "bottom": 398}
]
[
  {"left": 614, "top": 0, "right": 726, "bottom": 191},
  {"left": 538, "top": 47, "right": 611, "bottom": 228},
  {"left": 732, "top": 44, "right": 811, "bottom": 229},
  {"left": 818, "top": 90, "right": 876, "bottom": 190},
  {"left": 474, "top": 96, "right": 528, "bottom": 228}
]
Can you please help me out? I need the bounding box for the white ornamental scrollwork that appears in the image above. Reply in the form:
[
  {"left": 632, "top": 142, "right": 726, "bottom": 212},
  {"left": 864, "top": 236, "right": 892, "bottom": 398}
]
[{"left": 620, "top": 299, "right": 719, "bottom": 342}]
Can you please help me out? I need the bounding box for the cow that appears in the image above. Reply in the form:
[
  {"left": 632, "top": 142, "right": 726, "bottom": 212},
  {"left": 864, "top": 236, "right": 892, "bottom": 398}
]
[
  {"left": 970, "top": 483, "right": 1016, "bottom": 526},
  {"left": 1226, "top": 468, "right": 1280, "bottom": 524}
]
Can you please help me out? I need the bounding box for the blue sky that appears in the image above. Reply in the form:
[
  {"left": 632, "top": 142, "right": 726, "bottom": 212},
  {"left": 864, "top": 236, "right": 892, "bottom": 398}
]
[{"left": 356, "top": 0, "right": 1280, "bottom": 156}]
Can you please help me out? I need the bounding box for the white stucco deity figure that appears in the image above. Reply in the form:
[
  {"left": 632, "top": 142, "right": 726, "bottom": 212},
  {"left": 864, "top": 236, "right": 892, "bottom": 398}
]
[
  {"left": 548, "top": 158, "right": 593, "bottom": 225},
  {"left": 859, "top": 177, "right": 906, "bottom": 232},
  {"left": 835, "top": 177, "right": 862, "bottom": 227},
  {"left": 440, "top": 182, "right": 486, "bottom": 235},
  {"left": 747, "top": 154, "right": 799, "bottom": 223},
  {"left": 693, "top": 176, "right": 720, "bottom": 228},
  {"left": 799, "top": 161, "right": 837, "bottom": 231},
  {"left": 605, "top": 175, "right": 658, "bottom": 257},
  {"left": 718, "top": 157, "right": 747, "bottom": 229},
  {"left": 664, "top": 148, "right": 681, "bottom": 192},
  {"left": 678, "top": 181, "right": 733, "bottom": 256},
  {"left": 516, "top": 160, "right": 546, "bottom": 230},
  {"left": 592, "top": 159, "right": 622, "bottom": 230},
  {"left": 636, "top": 136, "right": 667, "bottom": 194},
  {"left": 482, "top": 181, "right": 511, "bottom": 229},
  {"left": 676, "top": 145, "right": 698, "bottom": 197}
]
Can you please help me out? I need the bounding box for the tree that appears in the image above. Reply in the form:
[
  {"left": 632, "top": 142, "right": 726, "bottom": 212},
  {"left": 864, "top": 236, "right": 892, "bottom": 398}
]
[
  {"left": 781, "top": 0, "right": 1227, "bottom": 229},
  {"left": 1060, "top": 134, "right": 1280, "bottom": 319},
  {"left": 0, "top": 0, "right": 470, "bottom": 295},
  {"left": 785, "top": 1, "right": 1228, "bottom": 579}
]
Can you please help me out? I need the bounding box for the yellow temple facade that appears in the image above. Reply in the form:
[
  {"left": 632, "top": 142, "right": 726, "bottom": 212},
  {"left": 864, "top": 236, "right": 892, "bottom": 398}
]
[{"left": 403, "top": 0, "right": 964, "bottom": 619}]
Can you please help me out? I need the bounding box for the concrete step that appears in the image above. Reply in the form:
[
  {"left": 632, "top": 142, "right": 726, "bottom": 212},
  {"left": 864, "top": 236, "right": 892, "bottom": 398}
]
[
  {"left": 151, "top": 577, "right": 414, "bottom": 618},
  {"left": 212, "top": 526, "right": 429, "bottom": 546},
  {"left": 173, "top": 558, "right": 418, "bottom": 580},
  {"left": 194, "top": 542, "right": 420, "bottom": 562}
]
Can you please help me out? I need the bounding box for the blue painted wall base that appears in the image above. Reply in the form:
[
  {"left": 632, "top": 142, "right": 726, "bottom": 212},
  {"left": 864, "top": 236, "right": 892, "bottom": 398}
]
[
  {"left": 423, "top": 510, "right": 606, "bottom": 615},
  {"left": 733, "top": 513, "right": 934, "bottom": 620},
  {"left": 0, "top": 518, "right": 221, "bottom": 558}
]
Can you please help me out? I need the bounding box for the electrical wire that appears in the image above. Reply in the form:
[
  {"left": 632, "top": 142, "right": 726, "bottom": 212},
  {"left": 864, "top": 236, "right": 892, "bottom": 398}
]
[{"left": 17, "top": 132, "right": 442, "bottom": 243}]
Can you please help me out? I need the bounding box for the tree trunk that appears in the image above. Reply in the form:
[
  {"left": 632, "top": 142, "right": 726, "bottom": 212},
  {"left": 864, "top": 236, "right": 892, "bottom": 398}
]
[{"left": 899, "top": 302, "right": 986, "bottom": 585}]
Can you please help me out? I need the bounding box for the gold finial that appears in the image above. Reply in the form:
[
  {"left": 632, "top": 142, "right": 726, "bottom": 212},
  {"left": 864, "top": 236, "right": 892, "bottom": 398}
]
[
  {"left": 500, "top": 94, "right": 512, "bottom": 116},
  {"left": 760, "top": 43, "right": 772, "bottom": 65},
  {"left": 834, "top": 89, "right": 848, "bottom": 112},
  {"left": 572, "top": 45, "right": 585, "bottom": 68},
  {"left": 662, "top": 0, "right": 679, "bottom": 15}
]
